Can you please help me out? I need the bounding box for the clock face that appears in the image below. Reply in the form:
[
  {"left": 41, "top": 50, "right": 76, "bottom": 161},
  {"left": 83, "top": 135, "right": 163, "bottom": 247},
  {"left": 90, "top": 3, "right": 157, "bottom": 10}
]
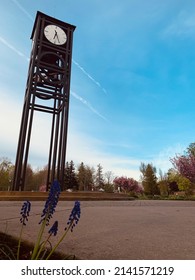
[{"left": 44, "top": 24, "right": 67, "bottom": 45}]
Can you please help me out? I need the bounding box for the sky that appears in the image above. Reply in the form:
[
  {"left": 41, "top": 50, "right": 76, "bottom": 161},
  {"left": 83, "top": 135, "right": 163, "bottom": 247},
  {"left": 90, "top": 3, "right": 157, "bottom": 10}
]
[{"left": 0, "top": 0, "right": 195, "bottom": 180}]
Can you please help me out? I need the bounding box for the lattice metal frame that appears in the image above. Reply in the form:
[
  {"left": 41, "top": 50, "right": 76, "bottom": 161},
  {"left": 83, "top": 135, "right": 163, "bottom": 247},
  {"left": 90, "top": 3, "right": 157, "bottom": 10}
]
[{"left": 12, "top": 11, "right": 76, "bottom": 191}]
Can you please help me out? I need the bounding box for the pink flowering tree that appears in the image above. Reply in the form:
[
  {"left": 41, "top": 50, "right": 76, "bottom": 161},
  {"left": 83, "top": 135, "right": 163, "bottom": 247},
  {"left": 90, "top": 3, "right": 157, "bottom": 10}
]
[
  {"left": 113, "top": 176, "right": 143, "bottom": 195},
  {"left": 170, "top": 143, "right": 195, "bottom": 184}
]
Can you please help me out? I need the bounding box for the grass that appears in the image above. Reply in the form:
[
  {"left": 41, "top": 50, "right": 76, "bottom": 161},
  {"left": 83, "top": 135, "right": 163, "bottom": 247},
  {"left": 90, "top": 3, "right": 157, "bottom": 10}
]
[{"left": 0, "top": 232, "right": 77, "bottom": 260}]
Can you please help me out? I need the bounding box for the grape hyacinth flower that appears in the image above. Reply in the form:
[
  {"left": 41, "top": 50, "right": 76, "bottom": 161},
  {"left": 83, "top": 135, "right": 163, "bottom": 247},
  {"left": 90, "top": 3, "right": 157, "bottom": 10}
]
[
  {"left": 65, "top": 201, "right": 81, "bottom": 232},
  {"left": 46, "top": 201, "right": 81, "bottom": 260},
  {"left": 48, "top": 221, "right": 58, "bottom": 236},
  {"left": 31, "top": 180, "right": 60, "bottom": 259},
  {"left": 20, "top": 200, "right": 31, "bottom": 225},
  {"left": 17, "top": 200, "right": 31, "bottom": 259},
  {"left": 39, "top": 180, "right": 61, "bottom": 225}
]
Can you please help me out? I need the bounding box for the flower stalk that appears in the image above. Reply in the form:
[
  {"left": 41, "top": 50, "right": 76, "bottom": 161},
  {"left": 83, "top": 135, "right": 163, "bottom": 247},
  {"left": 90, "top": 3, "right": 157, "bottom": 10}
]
[
  {"left": 17, "top": 201, "right": 31, "bottom": 260},
  {"left": 46, "top": 201, "right": 81, "bottom": 260},
  {"left": 31, "top": 180, "right": 60, "bottom": 260}
]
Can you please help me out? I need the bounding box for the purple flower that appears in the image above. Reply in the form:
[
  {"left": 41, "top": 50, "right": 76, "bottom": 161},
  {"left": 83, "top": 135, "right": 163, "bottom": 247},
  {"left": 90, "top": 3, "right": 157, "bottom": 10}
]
[
  {"left": 20, "top": 201, "right": 31, "bottom": 225},
  {"left": 48, "top": 221, "right": 58, "bottom": 236},
  {"left": 65, "top": 201, "right": 81, "bottom": 232},
  {"left": 39, "top": 180, "right": 60, "bottom": 225}
]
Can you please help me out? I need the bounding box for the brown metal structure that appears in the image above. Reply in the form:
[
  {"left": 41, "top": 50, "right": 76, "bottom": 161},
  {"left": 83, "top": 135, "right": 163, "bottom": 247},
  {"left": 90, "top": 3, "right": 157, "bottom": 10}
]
[{"left": 12, "top": 11, "right": 76, "bottom": 191}]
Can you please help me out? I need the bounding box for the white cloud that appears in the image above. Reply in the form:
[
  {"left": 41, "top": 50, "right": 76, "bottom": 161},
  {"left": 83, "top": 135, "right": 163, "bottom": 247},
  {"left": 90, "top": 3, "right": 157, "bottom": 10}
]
[
  {"left": 66, "top": 128, "right": 141, "bottom": 179},
  {"left": 162, "top": 11, "right": 195, "bottom": 38},
  {"left": 0, "top": 90, "right": 22, "bottom": 158},
  {"left": 151, "top": 143, "right": 186, "bottom": 173}
]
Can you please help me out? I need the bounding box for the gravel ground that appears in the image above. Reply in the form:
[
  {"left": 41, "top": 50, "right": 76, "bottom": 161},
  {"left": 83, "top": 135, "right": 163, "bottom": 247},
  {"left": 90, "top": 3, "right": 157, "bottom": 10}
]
[{"left": 0, "top": 200, "right": 195, "bottom": 260}]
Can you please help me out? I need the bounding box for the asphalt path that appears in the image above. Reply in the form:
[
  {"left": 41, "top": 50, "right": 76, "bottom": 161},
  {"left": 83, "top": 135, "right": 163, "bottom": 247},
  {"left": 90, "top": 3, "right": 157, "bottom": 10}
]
[{"left": 0, "top": 200, "right": 195, "bottom": 260}]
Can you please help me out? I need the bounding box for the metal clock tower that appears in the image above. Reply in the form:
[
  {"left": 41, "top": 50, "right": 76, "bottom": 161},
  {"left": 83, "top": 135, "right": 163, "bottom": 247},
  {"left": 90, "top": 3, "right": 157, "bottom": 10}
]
[{"left": 12, "top": 11, "right": 76, "bottom": 191}]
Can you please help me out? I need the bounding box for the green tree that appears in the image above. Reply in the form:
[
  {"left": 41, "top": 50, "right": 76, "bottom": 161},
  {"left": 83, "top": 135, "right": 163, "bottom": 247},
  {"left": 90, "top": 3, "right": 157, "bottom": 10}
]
[
  {"left": 77, "top": 162, "right": 85, "bottom": 191},
  {"left": 0, "top": 158, "right": 13, "bottom": 190},
  {"left": 64, "top": 160, "right": 78, "bottom": 191},
  {"left": 167, "top": 168, "right": 179, "bottom": 194},
  {"left": 84, "top": 165, "right": 95, "bottom": 191},
  {"left": 141, "top": 163, "right": 159, "bottom": 196},
  {"left": 95, "top": 164, "right": 104, "bottom": 190},
  {"left": 25, "top": 164, "right": 34, "bottom": 191},
  {"left": 158, "top": 180, "right": 169, "bottom": 197},
  {"left": 186, "top": 142, "right": 195, "bottom": 157},
  {"left": 177, "top": 175, "right": 193, "bottom": 196},
  {"left": 168, "top": 169, "right": 193, "bottom": 196},
  {"left": 77, "top": 162, "right": 94, "bottom": 191}
]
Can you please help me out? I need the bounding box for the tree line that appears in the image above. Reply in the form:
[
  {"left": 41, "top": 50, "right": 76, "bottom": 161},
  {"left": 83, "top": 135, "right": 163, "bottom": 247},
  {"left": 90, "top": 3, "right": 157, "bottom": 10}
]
[{"left": 1, "top": 142, "right": 195, "bottom": 196}]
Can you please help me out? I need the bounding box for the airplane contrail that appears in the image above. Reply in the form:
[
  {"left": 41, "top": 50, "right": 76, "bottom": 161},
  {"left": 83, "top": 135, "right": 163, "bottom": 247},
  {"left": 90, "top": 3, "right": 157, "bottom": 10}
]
[
  {"left": 72, "top": 60, "right": 107, "bottom": 94},
  {"left": 0, "top": 35, "right": 107, "bottom": 121},
  {"left": 11, "top": 0, "right": 34, "bottom": 21},
  {"left": 0, "top": 36, "right": 29, "bottom": 62},
  {"left": 71, "top": 91, "right": 108, "bottom": 122},
  {"left": 11, "top": 0, "right": 108, "bottom": 95}
]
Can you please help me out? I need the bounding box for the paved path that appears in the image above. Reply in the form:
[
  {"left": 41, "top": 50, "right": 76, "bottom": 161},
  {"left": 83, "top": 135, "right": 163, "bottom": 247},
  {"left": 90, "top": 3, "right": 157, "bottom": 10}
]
[{"left": 0, "top": 200, "right": 195, "bottom": 259}]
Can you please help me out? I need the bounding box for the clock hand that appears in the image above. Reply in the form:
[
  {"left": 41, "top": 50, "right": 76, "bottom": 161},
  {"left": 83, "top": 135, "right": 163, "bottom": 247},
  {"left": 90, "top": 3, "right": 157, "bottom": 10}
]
[
  {"left": 53, "top": 31, "right": 60, "bottom": 43},
  {"left": 53, "top": 30, "right": 57, "bottom": 39}
]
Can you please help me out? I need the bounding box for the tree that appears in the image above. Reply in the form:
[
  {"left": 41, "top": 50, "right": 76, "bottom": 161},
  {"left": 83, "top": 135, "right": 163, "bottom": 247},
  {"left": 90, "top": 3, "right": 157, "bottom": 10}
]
[
  {"left": 77, "top": 162, "right": 86, "bottom": 191},
  {"left": 84, "top": 165, "right": 95, "bottom": 191},
  {"left": 167, "top": 168, "right": 179, "bottom": 194},
  {"left": 77, "top": 162, "right": 95, "bottom": 191},
  {"left": 176, "top": 175, "right": 193, "bottom": 196},
  {"left": 64, "top": 160, "right": 78, "bottom": 191},
  {"left": 167, "top": 168, "right": 193, "bottom": 196},
  {"left": 170, "top": 142, "right": 195, "bottom": 183},
  {"left": 104, "top": 171, "right": 114, "bottom": 185},
  {"left": 25, "top": 164, "right": 34, "bottom": 191},
  {"left": 95, "top": 164, "right": 104, "bottom": 190},
  {"left": 113, "top": 176, "right": 142, "bottom": 194},
  {"left": 33, "top": 165, "right": 48, "bottom": 191},
  {"left": 0, "top": 158, "right": 13, "bottom": 190},
  {"left": 158, "top": 180, "right": 169, "bottom": 197},
  {"left": 141, "top": 163, "right": 159, "bottom": 195},
  {"left": 104, "top": 171, "right": 114, "bottom": 193},
  {"left": 186, "top": 142, "right": 195, "bottom": 157}
]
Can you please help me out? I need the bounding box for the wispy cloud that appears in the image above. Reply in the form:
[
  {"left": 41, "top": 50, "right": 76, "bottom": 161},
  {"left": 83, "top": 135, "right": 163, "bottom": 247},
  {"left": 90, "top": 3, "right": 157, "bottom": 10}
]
[
  {"left": 151, "top": 143, "right": 186, "bottom": 173},
  {"left": 0, "top": 36, "right": 29, "bottom": 62},
  {"left": 11, "top": 0, "right": 34, "bottom": 21},
  {"left": 73, "top": 59, "right": 107, "bottom": 94},
  {"left": 162, "top": 11, "right": 195, "bottom": 38},
  {"left": 71, "top": 90, "right": 108, "bottom": 121}
]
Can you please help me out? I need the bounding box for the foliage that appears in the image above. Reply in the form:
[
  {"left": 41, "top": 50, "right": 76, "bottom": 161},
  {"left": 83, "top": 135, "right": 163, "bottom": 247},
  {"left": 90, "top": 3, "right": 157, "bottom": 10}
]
[
  {"left": 140, "top": 163, "right": 159, "bottom": 196},
  {"left": 167, "top": 168, "right": 179, "bottom": 194},
  {"left": 33, "top": 166, "right": 48, "bottom": 191},
  {"left": 77, "top": 162, "right": 95, "bottom": 191},
  {"left": 64, "top": 161, "right": 78, "bottom": 191},
  {"left": 0, "top": 158, "right": 13, "bottom": 190},
  {"left": 158, "top": 180, "right": 169, "bottom": 197},
  {"left": 113, "top": 176, "right": 142, "bottom": 194},
  {"left": 95, "top": 164, "right": 105, "bottom": 190},
  {"left": 103, "top": 183, "right": 114, "bottom": 193},
  {"left": 170, "top": 142, "right": 195, "bottom": 183}
]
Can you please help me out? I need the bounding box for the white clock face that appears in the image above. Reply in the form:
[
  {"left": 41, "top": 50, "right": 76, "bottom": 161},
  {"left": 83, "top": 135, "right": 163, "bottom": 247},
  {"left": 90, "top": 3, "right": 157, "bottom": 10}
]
[{"left": 44, "top": 24, "right": 67, "bottom": 45}]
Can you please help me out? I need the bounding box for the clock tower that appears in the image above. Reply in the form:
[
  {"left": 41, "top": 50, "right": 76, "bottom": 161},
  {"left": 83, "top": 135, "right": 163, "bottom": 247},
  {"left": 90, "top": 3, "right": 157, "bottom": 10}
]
[{"left": 12, "top": 11, "right": 76, "bottom": 191}]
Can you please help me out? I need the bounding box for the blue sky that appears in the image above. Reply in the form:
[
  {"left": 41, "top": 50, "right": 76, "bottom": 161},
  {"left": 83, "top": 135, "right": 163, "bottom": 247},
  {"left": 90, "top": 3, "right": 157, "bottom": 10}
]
[{"left": 0, "top": 0, "right": 195, "bottom": 180}]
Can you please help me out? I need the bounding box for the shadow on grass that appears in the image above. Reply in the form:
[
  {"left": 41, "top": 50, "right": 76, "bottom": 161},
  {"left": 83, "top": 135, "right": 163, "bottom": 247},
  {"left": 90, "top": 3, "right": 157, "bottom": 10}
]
[{"left": 0, "top": 232, "right": 78, "bottom": 260}]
